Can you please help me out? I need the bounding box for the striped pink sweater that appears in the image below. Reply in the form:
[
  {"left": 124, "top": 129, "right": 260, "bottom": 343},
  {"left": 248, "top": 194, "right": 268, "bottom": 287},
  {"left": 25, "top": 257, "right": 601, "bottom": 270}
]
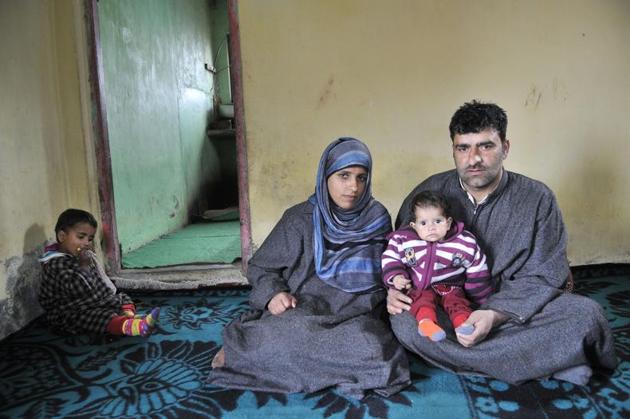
[{"left": 381, "top": 221, "right": 493, "bottom": 304}]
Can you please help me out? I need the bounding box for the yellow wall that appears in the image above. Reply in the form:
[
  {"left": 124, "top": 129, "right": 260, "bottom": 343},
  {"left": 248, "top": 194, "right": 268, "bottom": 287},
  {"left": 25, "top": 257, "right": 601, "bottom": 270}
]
[
  {"left": 0, "top": 0, "right": 97, "bottom": 335},
  {"left": 238, "top": 0, "right": 630, "bottom": 265}
]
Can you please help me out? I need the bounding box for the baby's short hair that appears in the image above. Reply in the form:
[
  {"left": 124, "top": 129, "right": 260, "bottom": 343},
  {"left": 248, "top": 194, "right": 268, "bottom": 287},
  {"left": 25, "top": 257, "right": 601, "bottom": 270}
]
[
  {"left": 55, "top": 209, "right": 97, "bottom": 237},
  {"left": 408, "top": 190, "right": 451, "bottom": 222}
]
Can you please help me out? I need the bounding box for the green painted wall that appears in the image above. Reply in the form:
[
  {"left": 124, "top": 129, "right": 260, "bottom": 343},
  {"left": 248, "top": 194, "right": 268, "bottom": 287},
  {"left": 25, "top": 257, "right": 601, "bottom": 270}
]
[
  {"left": 99, "top": 0, "right": 218, "bottom": 253},
  {"left": 211, "top": 0, "right": 231, "bottom": 105}
]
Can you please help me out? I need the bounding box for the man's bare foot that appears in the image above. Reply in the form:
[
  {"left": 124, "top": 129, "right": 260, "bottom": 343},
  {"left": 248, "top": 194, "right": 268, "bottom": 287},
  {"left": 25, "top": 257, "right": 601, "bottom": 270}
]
[{"left": 211, "top": 347, "right": 225, "bottom": 368}]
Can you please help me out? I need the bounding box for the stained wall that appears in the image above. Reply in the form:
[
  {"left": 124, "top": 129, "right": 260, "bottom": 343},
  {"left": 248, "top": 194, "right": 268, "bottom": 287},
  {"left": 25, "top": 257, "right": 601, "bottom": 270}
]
[
  {"left": 237, "top": 0, "right": 630, "bottom": 265},
  {"left": 0, "top": 0, "right": 97, "bottom": 337}
]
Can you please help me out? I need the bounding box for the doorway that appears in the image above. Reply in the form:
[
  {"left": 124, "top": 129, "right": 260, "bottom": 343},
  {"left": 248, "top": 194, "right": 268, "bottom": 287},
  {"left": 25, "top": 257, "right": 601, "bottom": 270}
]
[{"left": 86, "top": 0, "right": 251, "bottom": 274}]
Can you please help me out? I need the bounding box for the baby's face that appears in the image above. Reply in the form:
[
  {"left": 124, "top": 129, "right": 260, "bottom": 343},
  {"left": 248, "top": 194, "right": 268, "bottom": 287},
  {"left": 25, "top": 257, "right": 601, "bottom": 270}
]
[
  {"left": 58, "top": 222, "right": 96, "bottom": 256},
  {"left": 410, "top": 206, "right": 452, "bottom": 242}
]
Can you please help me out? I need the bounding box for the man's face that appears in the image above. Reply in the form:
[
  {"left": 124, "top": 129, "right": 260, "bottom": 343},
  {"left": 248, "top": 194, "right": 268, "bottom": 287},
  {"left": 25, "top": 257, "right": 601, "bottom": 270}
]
[{"left": 452, "top": 129, "right": 509, "bottom": 195}]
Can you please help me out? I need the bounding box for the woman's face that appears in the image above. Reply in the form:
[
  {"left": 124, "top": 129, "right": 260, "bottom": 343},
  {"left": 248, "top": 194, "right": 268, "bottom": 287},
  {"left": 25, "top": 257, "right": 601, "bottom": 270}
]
[{"left": 326, "top": 165, "right": 368, "bottom": 210}]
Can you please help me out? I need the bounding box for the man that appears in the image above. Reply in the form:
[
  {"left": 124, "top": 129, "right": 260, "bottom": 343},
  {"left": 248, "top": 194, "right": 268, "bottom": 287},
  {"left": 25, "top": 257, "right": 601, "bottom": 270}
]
[{"left": 387, "top": 101, "right": 617, "bottom": 385}]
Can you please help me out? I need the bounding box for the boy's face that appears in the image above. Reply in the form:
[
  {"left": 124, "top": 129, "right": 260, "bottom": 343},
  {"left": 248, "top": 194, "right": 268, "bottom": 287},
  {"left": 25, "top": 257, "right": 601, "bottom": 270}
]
[
  {"left": 57, "top": 222, "right": 96, "bottom": 256},
  {"left": 410, "top": 205, "right": 452, "bottom": 242}
]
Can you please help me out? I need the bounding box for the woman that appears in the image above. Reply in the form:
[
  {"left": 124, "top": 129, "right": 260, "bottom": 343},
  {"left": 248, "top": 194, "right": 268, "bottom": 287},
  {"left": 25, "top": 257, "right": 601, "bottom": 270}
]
[{"left": 208, "top": 137, "right": 410, "bottom": 399}]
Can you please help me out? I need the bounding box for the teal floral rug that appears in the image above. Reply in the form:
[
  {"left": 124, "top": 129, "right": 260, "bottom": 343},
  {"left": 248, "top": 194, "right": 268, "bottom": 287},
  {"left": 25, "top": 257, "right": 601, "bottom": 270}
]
[{"left": 0, "top": 271, "right": 627, "bottom": 418}]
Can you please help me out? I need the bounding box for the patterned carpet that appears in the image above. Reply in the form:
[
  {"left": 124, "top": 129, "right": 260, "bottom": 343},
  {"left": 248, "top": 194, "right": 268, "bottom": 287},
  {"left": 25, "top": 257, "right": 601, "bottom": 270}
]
[{"left": 0, "top": 270, "right": 628, "bottom": 418}]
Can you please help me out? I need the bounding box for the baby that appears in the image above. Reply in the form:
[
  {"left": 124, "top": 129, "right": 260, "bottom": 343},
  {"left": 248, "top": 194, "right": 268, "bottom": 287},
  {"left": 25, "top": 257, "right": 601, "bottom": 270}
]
[
  {"left": 39, "top": 209, "right": 159, "bottom": 337},
  {"left": 382, "top": 191, "right": 493, "bottom": 342}
]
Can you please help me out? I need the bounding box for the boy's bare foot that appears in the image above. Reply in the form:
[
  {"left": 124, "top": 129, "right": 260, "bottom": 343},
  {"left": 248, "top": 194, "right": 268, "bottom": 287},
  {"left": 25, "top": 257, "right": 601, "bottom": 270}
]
[{"left": 211, "top": 347, "right": 225, "bottom": 368}]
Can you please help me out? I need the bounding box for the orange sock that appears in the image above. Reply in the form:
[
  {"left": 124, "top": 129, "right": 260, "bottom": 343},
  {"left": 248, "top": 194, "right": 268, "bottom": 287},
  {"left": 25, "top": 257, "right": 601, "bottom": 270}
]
[{"left": 418, "top": 319, "right": 446, "bottom": 342}]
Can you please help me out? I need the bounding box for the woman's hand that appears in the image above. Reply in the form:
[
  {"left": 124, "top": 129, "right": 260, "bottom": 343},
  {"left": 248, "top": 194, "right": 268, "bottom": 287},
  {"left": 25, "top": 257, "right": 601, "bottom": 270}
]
[
  {"left": 456, "top": 309, "right": 508, "bottom": 347},
  {"left": 268, "top": 292, "right": 297, "bottom": 315},
  {"left": 387, "top": 288, "right": 412, "bottom": 315}
]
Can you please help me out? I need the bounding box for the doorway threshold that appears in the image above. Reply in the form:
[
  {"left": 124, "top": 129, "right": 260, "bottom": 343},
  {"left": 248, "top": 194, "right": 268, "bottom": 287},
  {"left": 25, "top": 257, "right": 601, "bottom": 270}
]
[{"left": 111, "top": 261, "right": 247, "bottom": 291}]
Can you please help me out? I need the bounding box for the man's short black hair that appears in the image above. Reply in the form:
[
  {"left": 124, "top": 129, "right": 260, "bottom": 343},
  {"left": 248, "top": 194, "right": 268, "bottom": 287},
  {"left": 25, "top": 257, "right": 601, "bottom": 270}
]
[
  {"left": 449, "top": 100, "right": 508, "bottom": 142},
  {"left": 408, "top": 190, "right": 451, "bottom": 222},
  {"left": 55, "top": 209, "right": 97, "bottom": 237}
]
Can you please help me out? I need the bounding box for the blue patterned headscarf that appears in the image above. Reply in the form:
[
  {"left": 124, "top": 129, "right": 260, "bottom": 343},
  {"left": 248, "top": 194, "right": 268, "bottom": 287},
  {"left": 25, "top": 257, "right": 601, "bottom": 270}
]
[{"left": 308, "top": 137, "right": 392, "bottom": 292}]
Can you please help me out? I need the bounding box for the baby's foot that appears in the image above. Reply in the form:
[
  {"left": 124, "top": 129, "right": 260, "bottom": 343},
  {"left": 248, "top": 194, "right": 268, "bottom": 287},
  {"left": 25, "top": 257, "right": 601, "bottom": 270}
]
[
  {"left": 455, "top": 323, "right": 474, "bottom": 336},
  {"left": 418, "top": 319, "right": 446, "bottom": 342}
]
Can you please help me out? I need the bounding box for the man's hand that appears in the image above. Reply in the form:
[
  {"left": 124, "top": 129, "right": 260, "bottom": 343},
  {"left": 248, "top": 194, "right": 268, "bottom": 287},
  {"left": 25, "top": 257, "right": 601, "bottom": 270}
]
[
  {"left": 267, "top": 292, "right": 297, "bottom": 315},
  {"left": 456, "top": 309, "right": 508, "bottom": 347},
  {"left": 392, "top": 275, "right": 412, "bottom": 290},
  {"left": 387, "top": 288, "right": 412, "bottom": 315}
]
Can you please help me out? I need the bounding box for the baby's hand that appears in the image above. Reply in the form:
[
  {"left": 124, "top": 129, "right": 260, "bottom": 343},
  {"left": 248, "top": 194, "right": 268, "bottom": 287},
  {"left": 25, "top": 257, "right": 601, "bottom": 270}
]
[
  {"left": 268, "top": 292, "right": 297, "bottom": 315},
  {"left": 392, "top": 275, "right": 411, "bottom": 290}
]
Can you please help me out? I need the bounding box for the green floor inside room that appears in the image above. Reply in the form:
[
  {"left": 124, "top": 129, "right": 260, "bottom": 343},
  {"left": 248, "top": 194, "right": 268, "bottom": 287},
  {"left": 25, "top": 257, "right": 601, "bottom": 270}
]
[{"left": 122, "top": 220, "right": 241, "bottom": 268}]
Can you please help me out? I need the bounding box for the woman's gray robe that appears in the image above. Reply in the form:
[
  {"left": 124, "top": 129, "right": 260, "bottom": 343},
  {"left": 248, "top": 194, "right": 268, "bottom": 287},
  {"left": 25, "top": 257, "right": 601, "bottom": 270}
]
[{"left": 207, "top": 202, "right": 410, "bottom": 398}]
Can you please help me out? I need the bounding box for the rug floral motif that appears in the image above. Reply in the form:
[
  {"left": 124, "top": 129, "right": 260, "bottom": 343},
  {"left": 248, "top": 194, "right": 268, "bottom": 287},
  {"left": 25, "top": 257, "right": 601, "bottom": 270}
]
[{"left": 0, "top": 277, "right": 628, "bottom": 419}]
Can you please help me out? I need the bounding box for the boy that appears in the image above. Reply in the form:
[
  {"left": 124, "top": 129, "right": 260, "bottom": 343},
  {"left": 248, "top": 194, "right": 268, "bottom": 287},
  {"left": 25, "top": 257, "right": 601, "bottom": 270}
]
[
  {"left": 382, "top": 191, "right": 493, "bottom": 342},
  {"left": 39, "top": 209, "right": 159, "bottom": 337}
]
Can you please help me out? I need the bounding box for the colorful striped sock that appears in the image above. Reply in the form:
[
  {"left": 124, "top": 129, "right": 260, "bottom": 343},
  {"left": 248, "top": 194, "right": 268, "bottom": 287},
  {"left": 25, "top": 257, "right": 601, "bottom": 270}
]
[
  {"left": 122, "top": 317, "right": 151, "bottom": 337},
  {"left": 144, "top": 307, "right": 160, "bottom": 328},
  {"left": 133, "top": 307, "right": 160, "bottom": 322}
]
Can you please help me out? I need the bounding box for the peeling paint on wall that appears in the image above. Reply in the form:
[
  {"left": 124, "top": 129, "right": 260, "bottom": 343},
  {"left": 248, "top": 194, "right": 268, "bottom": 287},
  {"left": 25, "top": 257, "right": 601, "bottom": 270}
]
[
  {"left": 0, "top": 247, "right": 45, "bottom": 340},
  {"left": 0, "top": 0, "right": 100, "bottom": 337}
]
